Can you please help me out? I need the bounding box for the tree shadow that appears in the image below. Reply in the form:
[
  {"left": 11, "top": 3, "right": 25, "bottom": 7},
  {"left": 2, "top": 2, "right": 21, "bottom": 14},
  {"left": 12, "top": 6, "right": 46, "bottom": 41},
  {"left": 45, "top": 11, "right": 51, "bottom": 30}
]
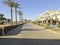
[
  {"left": 0, "top": 38, "right": 60, "bottom": 45},
  {"left": 4, "top": 25, "right": 23, "bottom": 36},
  {"left": 4, "top": 24, "right": 46, "bottom": 36},
  {"left": 21, "top": 28, "right": 45, "bottom": 31}
]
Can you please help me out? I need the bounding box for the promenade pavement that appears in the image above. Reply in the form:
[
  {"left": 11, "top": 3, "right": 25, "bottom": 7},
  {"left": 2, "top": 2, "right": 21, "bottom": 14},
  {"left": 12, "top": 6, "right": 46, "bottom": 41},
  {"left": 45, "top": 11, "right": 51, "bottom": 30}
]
[{"left": 0, "top": 23, "right": 60, "bottom": 45}]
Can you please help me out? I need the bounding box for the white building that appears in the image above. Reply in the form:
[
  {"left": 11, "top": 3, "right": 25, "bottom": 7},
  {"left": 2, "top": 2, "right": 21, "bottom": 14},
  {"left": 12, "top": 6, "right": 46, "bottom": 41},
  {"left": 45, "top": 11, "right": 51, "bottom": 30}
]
[{"left": 34, "top": 10, "right": 60, "bottom": 25}]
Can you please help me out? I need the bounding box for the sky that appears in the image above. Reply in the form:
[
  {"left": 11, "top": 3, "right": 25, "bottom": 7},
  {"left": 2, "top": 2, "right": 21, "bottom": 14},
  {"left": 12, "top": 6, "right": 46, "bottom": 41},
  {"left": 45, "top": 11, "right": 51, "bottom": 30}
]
[{"left": 0, "top": 0, "right": 60, "bottom": 21}]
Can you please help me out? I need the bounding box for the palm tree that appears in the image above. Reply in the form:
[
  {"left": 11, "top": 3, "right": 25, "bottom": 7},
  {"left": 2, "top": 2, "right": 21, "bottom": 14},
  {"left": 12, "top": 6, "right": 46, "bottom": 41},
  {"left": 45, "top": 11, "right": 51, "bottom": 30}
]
[
  {"left": 13, "top": 2, "right": 20, "bottom": 26},
  {"left": 18, "top": 11, "right": 23, "bottom": 24},
  {"left": 3, "top": 0, "right": 14, "bottom": 25}
]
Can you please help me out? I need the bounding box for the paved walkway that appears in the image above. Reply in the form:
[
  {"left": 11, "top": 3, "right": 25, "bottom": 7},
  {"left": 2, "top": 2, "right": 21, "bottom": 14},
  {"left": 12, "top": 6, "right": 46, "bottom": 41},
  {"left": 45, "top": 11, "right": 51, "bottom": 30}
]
[{"left": 0, "top": 23, "right": 60, "bottom": 45}]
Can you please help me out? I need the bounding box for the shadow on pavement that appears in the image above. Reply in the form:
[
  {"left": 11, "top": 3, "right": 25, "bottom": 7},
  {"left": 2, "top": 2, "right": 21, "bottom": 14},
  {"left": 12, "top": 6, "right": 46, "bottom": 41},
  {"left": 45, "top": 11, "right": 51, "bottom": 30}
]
[
  {"left": 5, "top": 25, "right": 23, "bottom": 36},
  {"left": 0, "top": 38, "right": 60, "bottom": 45},
  {"left": 21, "top": 28, "right": 44, "bottom": 31}
]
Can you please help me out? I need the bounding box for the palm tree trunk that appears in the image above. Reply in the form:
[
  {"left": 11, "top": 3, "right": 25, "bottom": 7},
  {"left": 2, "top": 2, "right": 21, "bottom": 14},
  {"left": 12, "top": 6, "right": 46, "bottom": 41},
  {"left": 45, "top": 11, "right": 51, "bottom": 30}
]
[
  {"left": 19, "top": 15, "right": 23, "bottom": 24},
  {"left": 15, "top": 8, "right": 17, "bottom": 26},
  {"left": 10, "top": 7, "right": 13, "bottom": 26}
]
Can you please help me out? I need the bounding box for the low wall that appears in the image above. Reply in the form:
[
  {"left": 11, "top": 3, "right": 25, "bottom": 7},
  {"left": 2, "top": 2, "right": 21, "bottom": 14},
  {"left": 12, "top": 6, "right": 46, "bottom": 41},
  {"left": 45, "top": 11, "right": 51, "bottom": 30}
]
[{"left": 0, "top": 23, "right": 24, "bottom": 36}]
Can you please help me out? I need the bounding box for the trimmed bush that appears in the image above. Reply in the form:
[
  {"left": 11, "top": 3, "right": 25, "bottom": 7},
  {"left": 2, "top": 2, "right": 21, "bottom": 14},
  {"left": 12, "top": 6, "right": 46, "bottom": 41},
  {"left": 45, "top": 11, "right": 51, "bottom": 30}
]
[{"left": 57, "top": 25, "right": 60, "bottom": 28}]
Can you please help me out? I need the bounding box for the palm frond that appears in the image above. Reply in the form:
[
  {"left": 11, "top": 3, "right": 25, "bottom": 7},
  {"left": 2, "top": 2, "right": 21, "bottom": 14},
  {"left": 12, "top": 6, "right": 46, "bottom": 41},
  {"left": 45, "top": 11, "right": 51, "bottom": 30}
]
[
  {"left": 14, "top": 2, "right": 20, "bottom": 8},
  {"left": 2, "top": 0, "right": 9, "bottom": 5},
  {"left": 3, "top": 0, "right": 14, "bottom": 7},
  {"left": 17, "top": 7, "right": 20, "bottom": 8},
  {"left": 18, "top": 11, "right": 22, "bottom": 16}
]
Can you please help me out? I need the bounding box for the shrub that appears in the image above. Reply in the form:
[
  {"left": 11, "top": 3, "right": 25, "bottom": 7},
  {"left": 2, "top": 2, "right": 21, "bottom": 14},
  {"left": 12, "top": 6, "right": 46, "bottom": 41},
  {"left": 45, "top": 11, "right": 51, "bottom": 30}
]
[
  {"left": 47, "top": 23, "right": 50, "bottom": 26},
  {"left": 57, "top": 25, "right": 60, "bottom": 28}
]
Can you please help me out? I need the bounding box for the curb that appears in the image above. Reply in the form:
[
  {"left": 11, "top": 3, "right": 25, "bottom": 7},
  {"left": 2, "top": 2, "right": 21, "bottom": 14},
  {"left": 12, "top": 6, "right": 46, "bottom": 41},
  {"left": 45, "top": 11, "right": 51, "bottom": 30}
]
[
  {"left": 33, "top": 24, "right": 60, "bottom": 35},
  {"left": 47, "top": 29, "right": 60, "bottom": 35}
]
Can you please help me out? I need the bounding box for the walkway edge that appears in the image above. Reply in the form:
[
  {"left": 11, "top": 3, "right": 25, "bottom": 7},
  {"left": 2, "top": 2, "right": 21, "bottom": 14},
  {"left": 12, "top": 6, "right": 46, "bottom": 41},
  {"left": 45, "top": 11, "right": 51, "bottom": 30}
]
[{"left": 33, "top": 24, "right": 60, "bottom": 35}]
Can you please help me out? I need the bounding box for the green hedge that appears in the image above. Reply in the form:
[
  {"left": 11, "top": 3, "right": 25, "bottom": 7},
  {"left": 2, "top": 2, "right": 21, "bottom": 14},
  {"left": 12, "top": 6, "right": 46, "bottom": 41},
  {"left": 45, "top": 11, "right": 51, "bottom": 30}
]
[{"left": 57, "top": 25, "right": 60, "bottom": 28}]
